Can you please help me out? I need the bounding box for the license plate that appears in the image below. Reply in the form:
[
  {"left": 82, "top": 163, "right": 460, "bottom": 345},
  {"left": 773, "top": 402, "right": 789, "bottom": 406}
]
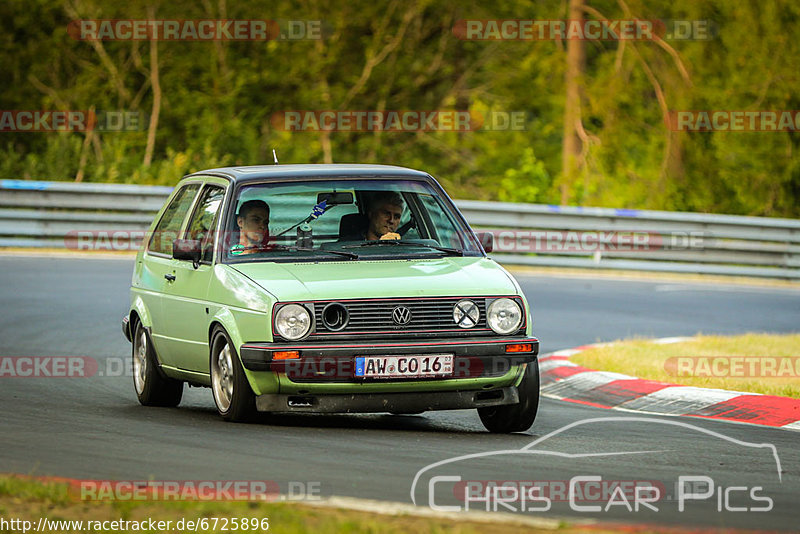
[{"left": 354, "top": 354, "right": 453, "bottom": 379}]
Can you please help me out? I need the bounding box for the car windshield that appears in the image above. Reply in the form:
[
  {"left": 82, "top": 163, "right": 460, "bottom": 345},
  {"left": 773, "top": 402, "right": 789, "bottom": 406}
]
[{"left": 223, "top": 178, "right": 483, "bottom": 263}]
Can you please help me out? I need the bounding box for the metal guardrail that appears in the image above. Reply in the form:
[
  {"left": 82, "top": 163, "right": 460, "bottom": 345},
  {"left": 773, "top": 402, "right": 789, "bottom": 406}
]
[{"left": 1, "top": 179, "right": 799, "bottom": 279}]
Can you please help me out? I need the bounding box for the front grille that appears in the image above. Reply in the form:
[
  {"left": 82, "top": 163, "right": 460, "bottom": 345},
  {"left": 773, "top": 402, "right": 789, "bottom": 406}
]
[{"left": 309, "top": 297, "right": 493, "bottom": 340}]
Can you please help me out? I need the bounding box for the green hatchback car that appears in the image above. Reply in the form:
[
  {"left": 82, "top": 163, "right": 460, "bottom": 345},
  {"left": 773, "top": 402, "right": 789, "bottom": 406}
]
[{"left": 122, "top": 164, "right": 540, "bottom": 432}]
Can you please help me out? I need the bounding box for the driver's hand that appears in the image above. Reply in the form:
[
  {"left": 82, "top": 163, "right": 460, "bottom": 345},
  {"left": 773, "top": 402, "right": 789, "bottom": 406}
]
[{"left": 379, "top": 232, "right": 401, "bottom": 240}]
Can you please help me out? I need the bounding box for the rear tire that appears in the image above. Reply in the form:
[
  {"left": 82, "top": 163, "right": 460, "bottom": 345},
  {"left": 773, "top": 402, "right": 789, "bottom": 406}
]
[
  {"left": 132, "top": 321, "right": 183, "bottom": 407},
  {"left": 210, "top": 326, "right": 257, "bottom": 422},
  {"left": 478, "top": 360, "right": 539, "bottom": 433}
]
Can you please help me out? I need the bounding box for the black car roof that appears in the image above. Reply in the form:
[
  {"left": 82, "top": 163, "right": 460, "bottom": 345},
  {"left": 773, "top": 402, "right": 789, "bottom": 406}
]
[{"left": 185, "top": 164, "right": 432, "bottom": 184}]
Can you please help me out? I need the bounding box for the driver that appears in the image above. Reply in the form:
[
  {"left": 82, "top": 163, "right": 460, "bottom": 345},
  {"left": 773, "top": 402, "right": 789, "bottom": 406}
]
[
  {"left": 365, "top": 191, "right": 404, "bottom": 240},
  {"left": 230, "top": 200, "right": 270, "bottom": 255}
]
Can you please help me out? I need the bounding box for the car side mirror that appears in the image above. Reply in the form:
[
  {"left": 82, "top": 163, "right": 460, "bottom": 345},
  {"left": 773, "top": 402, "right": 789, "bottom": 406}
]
[
  {"left": 476, "top": 232, "right": 493, "bottom": 253},
  {"left": 173, "top": 239, "right": 202, "bottom": 265}
]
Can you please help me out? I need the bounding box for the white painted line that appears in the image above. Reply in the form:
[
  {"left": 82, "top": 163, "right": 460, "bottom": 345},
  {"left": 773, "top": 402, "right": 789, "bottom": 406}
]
[
  {"left": 304, "top": 495, "right": 568, "bottom": 530},
  {"left": 541, "top": 370, "right": 635, "bottom": 399},
  {"left": 652, "top": 336, "right": 692, "bottom": 344},
  {"left": 780, "top": 420, "right": 800, "bottom": 431},
  {"left": 539, "top": 359, "right": 578, "bottom": 373},
  {"left": 619, "top": 387, "right": 746, "bottom": 415},
  {"left": 0, "top": 251, "right": 135, "bottom": 260},
  {"left": 655, "top": 284, "right": 800, "bottom": 294},
  {"left": 546, "top": 348, "right": 584, "bottom": 358}
]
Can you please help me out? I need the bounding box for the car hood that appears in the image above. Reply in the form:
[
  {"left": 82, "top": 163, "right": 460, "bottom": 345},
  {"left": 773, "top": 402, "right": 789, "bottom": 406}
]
[{"left": 229, "top": 257, "right": 518, "bottom": 301}]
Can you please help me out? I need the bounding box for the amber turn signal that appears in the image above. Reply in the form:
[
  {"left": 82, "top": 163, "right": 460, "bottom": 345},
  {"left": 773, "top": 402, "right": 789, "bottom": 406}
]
[
  {"left": 505, "top": 344, "right": 533, "bottom": 353},
  {"left": 272, "top": 351, "right": 301, "bottom": 360}
]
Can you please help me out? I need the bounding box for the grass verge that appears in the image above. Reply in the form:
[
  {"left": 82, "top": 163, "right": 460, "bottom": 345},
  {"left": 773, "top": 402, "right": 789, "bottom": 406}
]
[{"left": 569, "top": 334, "right": 800, "bottom": 398}]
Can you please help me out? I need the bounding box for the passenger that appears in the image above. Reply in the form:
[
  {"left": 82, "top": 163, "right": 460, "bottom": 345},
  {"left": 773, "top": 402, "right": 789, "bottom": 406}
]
[{"left": 230, "top": 200, "right": 270, "bottom": 255}]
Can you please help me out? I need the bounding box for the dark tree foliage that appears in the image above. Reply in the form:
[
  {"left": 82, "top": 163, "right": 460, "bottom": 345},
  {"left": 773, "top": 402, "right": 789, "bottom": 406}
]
[{"left": 1, "top": 0, "right": 798, "bottom": 217}]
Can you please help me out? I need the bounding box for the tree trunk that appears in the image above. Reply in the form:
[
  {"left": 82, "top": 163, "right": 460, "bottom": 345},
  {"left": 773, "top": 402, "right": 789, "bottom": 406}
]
[
  {"left": 561, "top": 0, "right": 586, "bottom": 205},
  {"left": 75, "top": 106, "right": 95, "bottom": 182},
  {"left": 143, "top": 6, "right": 161, "bottom": 168}
]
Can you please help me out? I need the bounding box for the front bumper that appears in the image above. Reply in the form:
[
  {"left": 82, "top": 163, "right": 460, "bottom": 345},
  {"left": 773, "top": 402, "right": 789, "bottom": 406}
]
[
  {"left": 255, "top": 384, "right": 520, "bottom": 413},
  {"left": 122, "top": 315, "right": 131, "bottom": 343},
  {"left": 240, "top": 337, "right": 539, "bottom": 382}
]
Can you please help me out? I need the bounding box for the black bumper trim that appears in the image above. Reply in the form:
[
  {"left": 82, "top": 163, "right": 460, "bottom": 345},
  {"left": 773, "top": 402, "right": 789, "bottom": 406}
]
[
  {"left": 255, "top": 386, "right": 520, "bottom": 413},
  {"left": 241, "top": 337, "right": 539, "bottom": 371},
  {"left": 122, "top": 315, "right": 131, "bottom": 343}
]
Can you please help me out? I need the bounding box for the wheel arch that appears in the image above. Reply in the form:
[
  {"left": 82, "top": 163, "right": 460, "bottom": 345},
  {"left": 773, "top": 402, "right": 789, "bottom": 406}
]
[
  {"left": 207, "top": 308, "right": 244, "bottom": 349},
  {"left": 207, "top": 310, "right": 263, "bottom": 395},
  {"left": 130, "top": 293, "right": 153, "bottom": 330}
]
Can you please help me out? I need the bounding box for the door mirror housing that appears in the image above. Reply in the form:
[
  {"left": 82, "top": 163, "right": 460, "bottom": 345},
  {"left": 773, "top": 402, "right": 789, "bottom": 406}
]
[
  {"left": 476, "top": 232, "right": 494, "bottom": 253},
  {"left": 173, "top": 239, "right": 202, "bottom": 263}
]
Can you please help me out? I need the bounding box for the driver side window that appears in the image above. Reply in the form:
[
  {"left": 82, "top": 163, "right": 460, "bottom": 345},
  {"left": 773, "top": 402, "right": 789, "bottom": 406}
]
[
  {"left": 185, "top": 185, "right": 225, "bottom": 262},
  {"left": 148, "top": 183, "right": 200, "bottom": 255}
]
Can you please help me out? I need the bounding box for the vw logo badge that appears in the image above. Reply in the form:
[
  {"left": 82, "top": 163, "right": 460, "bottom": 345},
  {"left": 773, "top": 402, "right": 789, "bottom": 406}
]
[{"left": 392, "top": 306, "right": 412, "bottom": 325}]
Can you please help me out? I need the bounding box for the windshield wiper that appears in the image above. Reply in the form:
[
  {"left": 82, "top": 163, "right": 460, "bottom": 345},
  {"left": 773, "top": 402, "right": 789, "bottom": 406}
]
[
  {"left": 279, "top": 245, "right": 359, "bottom": 259},
  {"left": 304, "top": 248, "right": 359, "bottom": 259},
  {"left": 234, "top": 244, "right": 359, "bottom": 259},
  {"left": 343, "top": 241, "right": 463, "bottom": 256}
]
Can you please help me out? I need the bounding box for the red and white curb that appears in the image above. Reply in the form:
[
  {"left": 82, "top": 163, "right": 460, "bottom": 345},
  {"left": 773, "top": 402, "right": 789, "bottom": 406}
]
[{"left": 539, "top": 337, "right": 800, "bottom": 431}]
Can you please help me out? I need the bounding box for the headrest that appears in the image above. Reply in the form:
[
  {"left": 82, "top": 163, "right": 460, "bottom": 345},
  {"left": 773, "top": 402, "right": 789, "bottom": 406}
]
[{"left": 338, "top": 213, "right": 367, "bottom": 240}]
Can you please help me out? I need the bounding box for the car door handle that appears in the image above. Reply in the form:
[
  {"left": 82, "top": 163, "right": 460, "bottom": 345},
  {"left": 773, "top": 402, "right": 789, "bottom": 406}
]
[{"left": 164, "top": 274, "right": 176, "bottom": 282}]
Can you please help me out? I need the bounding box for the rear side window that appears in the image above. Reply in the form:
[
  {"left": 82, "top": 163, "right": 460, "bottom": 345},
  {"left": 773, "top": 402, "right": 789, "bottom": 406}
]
[{"left": 148, "top": 183, "right": 200, "bottom": 255}]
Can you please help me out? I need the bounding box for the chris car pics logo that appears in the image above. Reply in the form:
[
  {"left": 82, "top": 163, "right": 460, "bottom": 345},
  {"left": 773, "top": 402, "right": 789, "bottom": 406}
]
[{"left": 411, "top": 417, "right": 781, "bottom": 514}]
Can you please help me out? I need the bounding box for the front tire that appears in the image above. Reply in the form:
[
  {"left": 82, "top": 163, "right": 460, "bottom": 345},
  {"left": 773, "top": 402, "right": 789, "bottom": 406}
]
[
  {"left": 478, "top": 360, "right": 539, "bottom": 433},
  {"left": 210, "top": 327, "right": 257, "bottom": 422},
  {"left": 132, "top": 321, "right": 183, "bottom": 407}
]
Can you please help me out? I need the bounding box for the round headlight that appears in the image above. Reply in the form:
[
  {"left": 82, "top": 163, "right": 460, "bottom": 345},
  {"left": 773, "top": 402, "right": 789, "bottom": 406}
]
[
  {"left": 487, "top": 298, "right": 523, "bottom": 335},
  {"left": 274, "top": 304, "right": 312, "bottom": 340}
]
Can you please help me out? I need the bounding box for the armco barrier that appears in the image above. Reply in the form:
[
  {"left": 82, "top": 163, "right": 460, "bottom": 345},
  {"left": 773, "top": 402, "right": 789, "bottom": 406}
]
[{"left": 1, "top": 179, "right": 798, "bottom": 279}]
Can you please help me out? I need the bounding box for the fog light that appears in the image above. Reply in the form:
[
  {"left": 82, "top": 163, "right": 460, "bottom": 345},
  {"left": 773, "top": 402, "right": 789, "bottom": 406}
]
[{"left": 505, "top": 343, "right": 532, "bottom": 353}]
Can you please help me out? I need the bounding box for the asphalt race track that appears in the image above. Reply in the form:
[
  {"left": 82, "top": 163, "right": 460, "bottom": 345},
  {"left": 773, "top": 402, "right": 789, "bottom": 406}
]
[{"left": 1, "top": 255, "right": 799, "bottom": 530}]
